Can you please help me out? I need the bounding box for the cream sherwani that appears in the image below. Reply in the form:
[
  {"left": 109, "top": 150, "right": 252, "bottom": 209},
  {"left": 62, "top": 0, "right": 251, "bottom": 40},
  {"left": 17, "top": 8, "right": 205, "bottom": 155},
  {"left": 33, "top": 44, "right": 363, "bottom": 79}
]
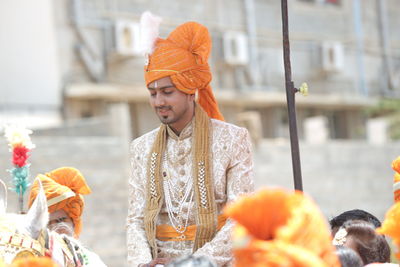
[{"left": 127, "top": 118, "right": 254, "bottom": 266}]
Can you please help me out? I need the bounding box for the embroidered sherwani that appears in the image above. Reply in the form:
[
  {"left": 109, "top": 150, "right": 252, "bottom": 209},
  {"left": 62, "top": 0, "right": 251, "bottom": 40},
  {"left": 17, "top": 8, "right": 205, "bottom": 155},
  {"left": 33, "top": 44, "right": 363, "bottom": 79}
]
[{"left": 127, "top": 118, "right": 254, "bottom": 266}]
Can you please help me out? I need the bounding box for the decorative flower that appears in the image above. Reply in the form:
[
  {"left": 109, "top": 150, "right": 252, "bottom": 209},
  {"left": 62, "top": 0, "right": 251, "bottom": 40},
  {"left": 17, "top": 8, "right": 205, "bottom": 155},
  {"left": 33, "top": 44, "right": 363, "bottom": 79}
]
[
  {"left": 224, "top": 188, "right": 340, "bottom": 267},
  {"left": 12, "top": 146, "right": 30, "bottom": 167},
  {"left": 4, "top": 125, "right": 35, "bottom": 150},
  {"left": 377, "top": 202, "right": 400, "bottom": 260},
  {"left": 10, "top": 166, "right": 30, "bottom": 195},
  {"left": 332, "top": 228, "right": 347, "bottom": 246}
]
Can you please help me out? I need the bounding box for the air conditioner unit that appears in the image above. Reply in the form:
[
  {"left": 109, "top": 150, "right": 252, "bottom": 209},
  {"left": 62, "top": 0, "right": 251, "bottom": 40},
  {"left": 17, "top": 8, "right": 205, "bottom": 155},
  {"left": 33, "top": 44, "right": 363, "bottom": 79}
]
[
  {"left": 321, "top": 41, "right": 344, "bottom": 72},
  {"left": 115, "top": 20, "right": 141, "bottom": 56},
  {"left": 223, "top": 32, "right": 249, "bottom": 66}
]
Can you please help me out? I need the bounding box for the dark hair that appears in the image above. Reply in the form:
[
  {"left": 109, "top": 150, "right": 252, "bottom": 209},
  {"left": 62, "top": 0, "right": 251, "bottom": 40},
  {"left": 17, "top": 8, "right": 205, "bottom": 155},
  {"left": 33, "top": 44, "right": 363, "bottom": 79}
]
[
  {"left": 335, "top": 246, "right": 363, "bottom": 267},
  {"left": 329, "top": 209, "right": 381, "bottom": 230},
  {"left": 343, "top": 220, "right": 391, "bottom": 265}
]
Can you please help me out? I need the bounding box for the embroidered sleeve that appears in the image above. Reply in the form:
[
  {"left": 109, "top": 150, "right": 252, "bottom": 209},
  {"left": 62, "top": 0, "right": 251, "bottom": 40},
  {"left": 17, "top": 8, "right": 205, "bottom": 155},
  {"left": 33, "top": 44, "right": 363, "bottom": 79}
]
[
  {"left": 127, "top": 139, "right": 153, "bottom": 266},
  {"left": 194, "top": 127, "right": 255, "bottom": 266}
]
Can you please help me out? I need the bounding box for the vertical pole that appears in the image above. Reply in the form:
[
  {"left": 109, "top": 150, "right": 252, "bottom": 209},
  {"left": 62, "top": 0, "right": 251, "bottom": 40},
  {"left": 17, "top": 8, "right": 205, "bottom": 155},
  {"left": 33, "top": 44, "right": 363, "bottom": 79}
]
[
  {"left": 281, "top": 0, "right": 303, "bottom": 191},
  {"left": 353, "top": 0, "right": 368, "bottom": 96},
  {"left": 244, "top": 0, "right": 260, "bottom": 86},
  {"left": 19, "top": 186, "right": 23, "bottom": 214},
  {"left": 376, "top": 0, "right": 393, "bottom": 93}
]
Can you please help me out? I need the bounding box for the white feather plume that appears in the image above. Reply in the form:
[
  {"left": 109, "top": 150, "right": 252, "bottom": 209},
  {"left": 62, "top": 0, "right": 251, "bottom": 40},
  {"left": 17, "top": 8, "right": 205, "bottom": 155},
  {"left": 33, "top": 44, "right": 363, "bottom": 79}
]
[{"left": 140, "top": 11, "right": 162, "bottom": 56}]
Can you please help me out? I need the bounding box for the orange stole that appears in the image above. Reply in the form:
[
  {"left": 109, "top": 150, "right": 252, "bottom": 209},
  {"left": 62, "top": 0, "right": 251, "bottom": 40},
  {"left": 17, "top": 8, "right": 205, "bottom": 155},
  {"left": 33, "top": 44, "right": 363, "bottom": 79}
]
[{"left": 156, "top": 214, "right": 227, "bottom": 242}]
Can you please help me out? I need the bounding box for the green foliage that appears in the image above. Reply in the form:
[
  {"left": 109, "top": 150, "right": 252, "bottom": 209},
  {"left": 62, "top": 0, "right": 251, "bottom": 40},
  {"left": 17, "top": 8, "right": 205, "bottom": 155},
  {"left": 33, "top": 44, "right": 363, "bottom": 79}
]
[
  {"left": 367, "top": 98, "right": 400, "bottom": 140},
  {"left": 367, "top": 98, "right": 400, "bottom": 117},
  {"left": 389, "top": 115, "right": 400, "bottom": 140}
]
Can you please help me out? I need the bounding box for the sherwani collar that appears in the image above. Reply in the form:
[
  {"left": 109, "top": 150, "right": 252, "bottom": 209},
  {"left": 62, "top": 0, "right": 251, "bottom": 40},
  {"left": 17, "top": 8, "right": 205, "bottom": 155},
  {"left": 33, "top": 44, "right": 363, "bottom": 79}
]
[{"left": 166, "top": 119, "right": 194, "bottom": 141}]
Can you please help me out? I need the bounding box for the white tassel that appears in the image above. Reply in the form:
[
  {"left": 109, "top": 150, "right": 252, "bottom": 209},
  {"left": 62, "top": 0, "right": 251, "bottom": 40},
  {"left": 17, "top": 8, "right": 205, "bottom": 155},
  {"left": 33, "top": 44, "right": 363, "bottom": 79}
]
[{"left": 140, "top": 11, "right": 162, "bottom": 56}]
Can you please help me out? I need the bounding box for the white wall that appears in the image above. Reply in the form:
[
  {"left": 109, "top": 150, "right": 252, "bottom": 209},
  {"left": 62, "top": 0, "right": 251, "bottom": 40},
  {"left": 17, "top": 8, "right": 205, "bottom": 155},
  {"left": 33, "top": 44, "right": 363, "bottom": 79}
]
[{"left": 0, "top": 0, "right": 61, "bottom": 110}]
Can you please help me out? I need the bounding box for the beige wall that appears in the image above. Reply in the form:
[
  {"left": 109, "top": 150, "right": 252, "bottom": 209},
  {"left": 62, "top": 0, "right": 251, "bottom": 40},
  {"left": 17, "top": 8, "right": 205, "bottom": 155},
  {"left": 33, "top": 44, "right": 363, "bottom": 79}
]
[{"left": 0, "top": 0, "right": 61, "bottom": 109}]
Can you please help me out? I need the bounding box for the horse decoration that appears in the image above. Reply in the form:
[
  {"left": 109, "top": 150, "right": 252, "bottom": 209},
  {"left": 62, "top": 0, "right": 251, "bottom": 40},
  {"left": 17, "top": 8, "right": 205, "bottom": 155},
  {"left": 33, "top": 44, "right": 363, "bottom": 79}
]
[{"left": 0, "top": 180, "right": 105, "bottom": 267}]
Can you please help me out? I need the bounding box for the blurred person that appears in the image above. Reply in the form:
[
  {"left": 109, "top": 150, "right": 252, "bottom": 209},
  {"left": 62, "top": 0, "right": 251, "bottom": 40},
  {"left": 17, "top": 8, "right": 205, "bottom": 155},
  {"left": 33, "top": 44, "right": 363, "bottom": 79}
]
[
  {"left": 28, "top": 167, "right": 91, "bottom": 238},
  {"left": 334, "top": 246, "right": 363, "bottom": 267},
  {"left": 224, "top": 188, "right": 340, "bottom": 267},
  {"left": 28, "top": 167, "right": 107, "bottom": 267},
  {"left": 329, "top": 209, "right": 381, "bottom": 236},
  {"left": 127, "top": 12, "right": 254, "bottom": 267},
  {"left": 332, "top": 220, "right": 391, "bottom": 265}
]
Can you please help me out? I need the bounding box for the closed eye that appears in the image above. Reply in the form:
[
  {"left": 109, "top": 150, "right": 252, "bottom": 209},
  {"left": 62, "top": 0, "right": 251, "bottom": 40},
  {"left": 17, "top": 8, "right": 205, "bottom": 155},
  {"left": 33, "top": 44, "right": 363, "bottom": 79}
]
[{"left": 48, "top": 217, "right": 69, "bottom": 225}]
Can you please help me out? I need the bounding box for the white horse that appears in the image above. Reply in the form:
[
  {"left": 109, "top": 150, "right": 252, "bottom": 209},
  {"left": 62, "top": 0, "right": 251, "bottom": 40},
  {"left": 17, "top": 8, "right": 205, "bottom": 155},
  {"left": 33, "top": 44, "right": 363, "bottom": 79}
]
[{"left": 0, "top": 180, "right": 106, "bottom": 266}]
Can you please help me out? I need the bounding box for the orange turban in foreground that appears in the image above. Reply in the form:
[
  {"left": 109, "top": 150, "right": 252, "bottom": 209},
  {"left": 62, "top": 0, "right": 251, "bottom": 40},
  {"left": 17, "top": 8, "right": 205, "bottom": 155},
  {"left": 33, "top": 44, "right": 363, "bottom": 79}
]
[
  {"left": 224, "top": 188, "right": 340, "bottom": 267},
  {"left": 11, "top": 257, "right": 58, "bottom": 267},
  {"left": 377, "top": 202, "right": 400, "bottom": 260},
  {"left": 392, "top": 156, "right": 400, "bottom": 202},
  {"left": 376, "top": 156, "right": 400, "bottom": 260},
  {"left": 144, "top": 21, "right": 224, "bottom": 121},
  {"left": 28, "top": 167, "right": 91, "bottom": 237}
]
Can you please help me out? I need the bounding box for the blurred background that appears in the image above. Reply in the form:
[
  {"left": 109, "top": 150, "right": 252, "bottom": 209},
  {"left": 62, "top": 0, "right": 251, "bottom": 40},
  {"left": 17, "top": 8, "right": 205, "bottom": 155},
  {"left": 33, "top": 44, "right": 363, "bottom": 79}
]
[{"left": 1, "top": 0, "right": 400, "bottom": 266}]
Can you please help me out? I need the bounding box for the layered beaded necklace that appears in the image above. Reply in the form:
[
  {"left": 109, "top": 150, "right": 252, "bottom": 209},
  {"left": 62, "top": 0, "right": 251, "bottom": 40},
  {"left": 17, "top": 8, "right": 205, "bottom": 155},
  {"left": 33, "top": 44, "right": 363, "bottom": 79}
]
[
  {"left": 144, "top": 105, "right": 217, "bottom": 255},
  {"left": 162, "top": 153, "right": 194, "bottom": 235}
]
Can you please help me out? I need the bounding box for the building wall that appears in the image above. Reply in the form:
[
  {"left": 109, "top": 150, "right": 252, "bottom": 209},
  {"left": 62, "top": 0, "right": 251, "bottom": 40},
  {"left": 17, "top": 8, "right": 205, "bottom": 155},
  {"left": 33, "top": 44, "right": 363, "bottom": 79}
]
[
  {"left": 0, "top": 0, "right": 61, "bottom": 111},
  {"left": 2, "top": 0, "right": 399, "bottom": 112},
  {"left": 58, "top": 0, "right": 400, "bottom": 92},
  {"left": 54, "top": 0, "right": 400, "bottom": 140}
]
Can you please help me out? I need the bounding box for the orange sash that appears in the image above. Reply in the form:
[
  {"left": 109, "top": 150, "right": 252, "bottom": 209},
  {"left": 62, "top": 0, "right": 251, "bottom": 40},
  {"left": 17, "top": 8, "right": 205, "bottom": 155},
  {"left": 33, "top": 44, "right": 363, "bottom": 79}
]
[{"left": 156, "top": 214, "right": 227, "bottom": 242}]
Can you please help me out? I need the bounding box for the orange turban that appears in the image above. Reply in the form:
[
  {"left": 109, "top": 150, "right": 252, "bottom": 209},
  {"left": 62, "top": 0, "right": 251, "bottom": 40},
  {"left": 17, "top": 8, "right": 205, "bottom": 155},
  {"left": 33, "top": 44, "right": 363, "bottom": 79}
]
[
  {"left": 224, "top": 188, "right": 340, "bottom": 267},
  {"left": 376, "top": 156, "right": 400, "bottom": 260},
  {"left": 12, "top": 257, "right": 58, "bottom": 267},
  {"left": 392, "top": 156, "right": 400, "bottom": 202},
  {"left": 144, "top": 21, "right": 224, "bottom": 121},
  {"left": 28, "top": 167, "right": 91, "bottom": 237},
  {"left": 377, "top": 202, "right": 400, "bottom": 260}
]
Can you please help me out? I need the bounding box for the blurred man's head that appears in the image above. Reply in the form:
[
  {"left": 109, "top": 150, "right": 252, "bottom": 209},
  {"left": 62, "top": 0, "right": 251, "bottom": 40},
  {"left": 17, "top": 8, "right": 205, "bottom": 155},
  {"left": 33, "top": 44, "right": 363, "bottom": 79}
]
[
  {"left": 335, "top": 245, "right": 363, "bottom": 267},
  {"left": 333, "top": 220, "right": 390, "bottom": 265},
  {"left": 48, "top": 209, "right": 75, "bottom": 237},
  {"left": 329, "top": 209, "right": 381, "bottom": 236},
  {"left": 28, "top": 167, "right": 91, "bottom": 237}
]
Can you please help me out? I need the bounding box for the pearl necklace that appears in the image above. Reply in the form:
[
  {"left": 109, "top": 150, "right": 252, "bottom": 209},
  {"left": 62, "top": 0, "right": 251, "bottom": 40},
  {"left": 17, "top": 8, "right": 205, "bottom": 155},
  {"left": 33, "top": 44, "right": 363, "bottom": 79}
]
[{"left": 162, "top": 153, "right": 194, "bottom": 235}]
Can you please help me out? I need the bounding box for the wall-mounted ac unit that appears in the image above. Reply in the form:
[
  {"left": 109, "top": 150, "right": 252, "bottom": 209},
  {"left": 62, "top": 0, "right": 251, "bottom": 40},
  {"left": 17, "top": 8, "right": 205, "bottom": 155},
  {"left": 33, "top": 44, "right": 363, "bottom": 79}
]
[
  {"left": 223, "top": 31, "right": 249, "bottom": 66},
  {"left": 115, "top": 20, "right": 141, "bottom": 56},
  {"left": 321, "top": 41, "right": 344, "bottom": 72}
]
